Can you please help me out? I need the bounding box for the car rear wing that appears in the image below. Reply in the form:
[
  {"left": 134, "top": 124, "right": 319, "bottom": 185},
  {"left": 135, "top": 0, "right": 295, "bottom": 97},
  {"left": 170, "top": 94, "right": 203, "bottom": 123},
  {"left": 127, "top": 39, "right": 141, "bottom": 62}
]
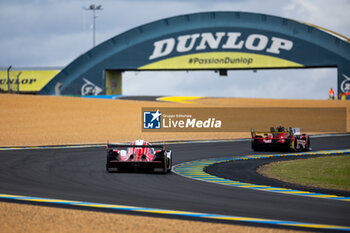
[
  {"left": 251, "top": 130, "right": 275, "bottom": 138},
  {"left": 251, "top": 128, "right": 300, "bottom": 137},
  {"left": 107, "top": 143, "right": 165, "bottom": 150}
]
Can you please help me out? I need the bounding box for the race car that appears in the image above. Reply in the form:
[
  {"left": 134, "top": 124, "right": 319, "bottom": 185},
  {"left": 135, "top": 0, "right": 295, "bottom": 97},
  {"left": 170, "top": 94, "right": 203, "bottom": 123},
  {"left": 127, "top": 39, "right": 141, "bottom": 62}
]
[
  {"left": 106, "top": 140, "right": 172, "bottom": 173},
  {"left": 251, "top": 126, "right": 311, "bottom": 152}
]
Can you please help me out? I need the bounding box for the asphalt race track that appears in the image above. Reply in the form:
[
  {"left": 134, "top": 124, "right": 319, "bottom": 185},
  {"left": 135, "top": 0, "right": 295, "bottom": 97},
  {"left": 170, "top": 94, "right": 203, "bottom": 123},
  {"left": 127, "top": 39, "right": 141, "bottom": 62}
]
[{"left": 0, "top": 135, "right": 349, "bottom": 231}]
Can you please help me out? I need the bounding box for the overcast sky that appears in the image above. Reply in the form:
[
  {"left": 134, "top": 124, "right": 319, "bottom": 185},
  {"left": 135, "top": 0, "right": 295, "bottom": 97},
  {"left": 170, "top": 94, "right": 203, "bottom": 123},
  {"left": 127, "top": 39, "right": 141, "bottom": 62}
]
[{"left": 1, "top": 0, "right": 349, "bottom": 99}]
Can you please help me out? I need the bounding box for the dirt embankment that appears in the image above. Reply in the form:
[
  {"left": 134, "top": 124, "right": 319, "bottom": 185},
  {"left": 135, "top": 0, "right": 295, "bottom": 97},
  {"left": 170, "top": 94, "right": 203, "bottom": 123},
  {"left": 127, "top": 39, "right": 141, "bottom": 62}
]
[{"left": 0, "top": 94, "right": 348, "bottom": 146}]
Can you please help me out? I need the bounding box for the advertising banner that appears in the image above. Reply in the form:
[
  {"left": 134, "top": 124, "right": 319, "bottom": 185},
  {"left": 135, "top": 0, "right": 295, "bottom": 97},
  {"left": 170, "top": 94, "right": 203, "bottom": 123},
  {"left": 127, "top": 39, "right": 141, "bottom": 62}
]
[
  {"left": 0, "top": 70, "right": 59, "bottom": 92},
  {"left": 139, "top": 31, "right": 304, "bottom": 70}
]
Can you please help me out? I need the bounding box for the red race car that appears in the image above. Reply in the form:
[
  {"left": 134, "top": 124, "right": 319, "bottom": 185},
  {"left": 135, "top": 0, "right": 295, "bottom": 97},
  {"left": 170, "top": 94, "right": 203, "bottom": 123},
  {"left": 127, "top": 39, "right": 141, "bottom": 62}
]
[
  {"left": 251, "top": 126, "right": 311, "bottom": 152},
  {"left": 106, "top": 140, "right": 172, "bottom": 173}
]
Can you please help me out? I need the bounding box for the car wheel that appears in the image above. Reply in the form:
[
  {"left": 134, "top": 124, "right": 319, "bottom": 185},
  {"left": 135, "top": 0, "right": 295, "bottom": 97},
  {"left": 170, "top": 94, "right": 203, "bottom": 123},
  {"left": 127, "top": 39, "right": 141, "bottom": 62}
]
[
  {"left": 287, "top": 138, "right": 294, "bottom": 151},
  {"left": 167, "top": 156, "right": 172, "bottom": 173},
  {"left": 252, "top": 140, "right": 261, "bottom": 152},
  {"left": 294, "top": 138, "right": 302, "bottom": 152},
  {"left": 163, "top": 156, "right": 168, "bottom": 174},
  {"left": 306, "top": 137, "right": 310, "bottom": 150}
]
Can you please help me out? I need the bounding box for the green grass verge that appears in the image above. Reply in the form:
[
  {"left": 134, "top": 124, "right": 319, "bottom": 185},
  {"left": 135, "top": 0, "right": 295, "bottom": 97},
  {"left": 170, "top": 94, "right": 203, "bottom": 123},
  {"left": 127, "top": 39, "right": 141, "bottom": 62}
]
[{"left": 258, "top": 155, "right": 350, "bottom": 191}]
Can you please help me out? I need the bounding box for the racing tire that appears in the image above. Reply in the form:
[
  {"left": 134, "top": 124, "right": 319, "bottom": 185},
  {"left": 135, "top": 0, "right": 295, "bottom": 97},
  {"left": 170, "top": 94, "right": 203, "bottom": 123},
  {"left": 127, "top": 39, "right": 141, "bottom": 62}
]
[
  {"left": 106, "top": 156, "right": 111, "bottom": 172},
  {"left": 251, "top": 141, "right": 256, "bottom": 151},
  {"left": 106, "top": 150, "right": 119, "bottom": 173},
  {"left": 106, "top": 154, "right": 113, "bottom": 172},
  {"left": 287, "top": 138, "right": 294, "bottom": 151},
  {"left": 162, "top": 155, "right": 168, "bottom": 174},
  {"left": 252, "top": 140, "right": 262, "bottom": 152},
  {"left": 294, "top": 137, "right": 302, "bottom": 152},
  {"left": 306, "top": 137, "right": 310, "bottom": 151},
  {"left": 167, "top": 156, "right": 172, "bottom": 173}
]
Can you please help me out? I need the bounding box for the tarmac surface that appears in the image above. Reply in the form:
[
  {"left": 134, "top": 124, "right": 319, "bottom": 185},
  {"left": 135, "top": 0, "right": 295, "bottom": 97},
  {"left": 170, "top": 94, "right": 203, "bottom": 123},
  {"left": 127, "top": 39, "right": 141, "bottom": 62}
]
[{"left": 0, "top": 135, "right": 349, "bottom": 229}]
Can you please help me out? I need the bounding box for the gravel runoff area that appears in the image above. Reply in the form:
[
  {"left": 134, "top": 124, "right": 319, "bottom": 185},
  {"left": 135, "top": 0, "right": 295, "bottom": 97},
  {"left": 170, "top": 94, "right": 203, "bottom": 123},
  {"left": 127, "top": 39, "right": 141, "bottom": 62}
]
[
  {"left": 0, "top": 202, "right": 300, "bottom": 233},
  {"left": 0, "top": 93, "right": 349, "bottom": 233}
]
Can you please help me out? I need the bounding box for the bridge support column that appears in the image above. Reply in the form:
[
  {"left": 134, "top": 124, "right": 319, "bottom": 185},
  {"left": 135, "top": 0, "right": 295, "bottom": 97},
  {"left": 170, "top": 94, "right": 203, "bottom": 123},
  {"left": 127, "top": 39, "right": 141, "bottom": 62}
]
[{"left": 105, "top": 70, "right": 122, "bottom": 95}]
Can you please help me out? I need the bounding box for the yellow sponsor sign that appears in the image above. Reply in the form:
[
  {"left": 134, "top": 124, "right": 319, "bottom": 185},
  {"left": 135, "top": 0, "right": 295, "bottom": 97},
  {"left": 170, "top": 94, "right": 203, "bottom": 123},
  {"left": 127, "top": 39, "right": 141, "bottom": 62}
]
[
  {"left": 138, "top": 52, "right": 303, "bottom": 70},
  {"left": 0, "top": 70, "right": 59, "bottom": 92}
]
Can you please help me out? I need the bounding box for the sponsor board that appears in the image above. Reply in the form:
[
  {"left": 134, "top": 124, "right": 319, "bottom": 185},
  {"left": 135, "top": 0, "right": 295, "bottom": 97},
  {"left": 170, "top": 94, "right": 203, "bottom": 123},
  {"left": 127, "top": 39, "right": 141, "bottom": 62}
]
[
  {"left": 149, "top": 32, "right": 294, "bottom": 60},
  {"left": 0, "top": 70, "right": 59, "bottom": 92},
  {"left": 139, "top": 31, "right": 303, "bottom": 70},
  {"left": 139, "top": 52, "right": 302, "bottom": 70},
  {"left": 142, "top": 107, "right": 346, "bottom": 132}
]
